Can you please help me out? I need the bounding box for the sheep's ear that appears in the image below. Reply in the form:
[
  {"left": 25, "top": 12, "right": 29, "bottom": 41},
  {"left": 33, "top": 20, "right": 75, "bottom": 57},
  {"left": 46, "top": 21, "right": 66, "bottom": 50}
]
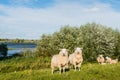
[
  {"left": 80, "top": 48, "right": 83, "bottom": 50},
  {"left": 67, "top": 49, "right": 69, "bottom": 51},
  {"left": 59, "top": 49, "right": 62, "bottom": 51}
]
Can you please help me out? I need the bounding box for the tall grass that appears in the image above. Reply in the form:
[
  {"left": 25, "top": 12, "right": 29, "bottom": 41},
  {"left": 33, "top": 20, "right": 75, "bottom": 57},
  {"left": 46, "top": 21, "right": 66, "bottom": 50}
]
[
  {"left": 0, "top": 56, "right": 51, "bottom": 73},
  {"left": 0, "top": 62, "right": 120, "bottom": 80}
]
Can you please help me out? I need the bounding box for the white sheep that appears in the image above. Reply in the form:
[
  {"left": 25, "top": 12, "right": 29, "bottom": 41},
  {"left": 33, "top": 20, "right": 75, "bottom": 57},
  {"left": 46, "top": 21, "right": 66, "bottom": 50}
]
[
  {"left": 106, "top": 57, "right": 118, "bottom": 64},
  {"left": 110, "top": 59, "right": 118, "bottom": 64},
  {"left": 97, "top": 55, "right": 105, "bottom": 64},
  {"left": 105, "top": 56, "right": 112, "bottom": 64},
  {"left": 69, "top": 47, "right": 83, "bottom": 71},
  {"left": 51, "top": 49, "right": 69, "bottom": 74}
]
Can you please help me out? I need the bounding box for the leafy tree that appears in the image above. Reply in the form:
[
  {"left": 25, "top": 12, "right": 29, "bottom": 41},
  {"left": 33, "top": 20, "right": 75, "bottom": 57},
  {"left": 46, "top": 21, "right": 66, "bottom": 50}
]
[
  {"left": 36, "top": 23, "right": 120, "bottom": 61},
  {"left": 0, "top": 43, "right": 8, "bottom": 57}
]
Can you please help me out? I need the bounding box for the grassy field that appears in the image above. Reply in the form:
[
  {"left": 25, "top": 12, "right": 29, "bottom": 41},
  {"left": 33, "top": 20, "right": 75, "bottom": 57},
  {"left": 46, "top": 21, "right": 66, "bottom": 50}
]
[{"left": 0, "top": 56, "right": 120, "bottom": 80}]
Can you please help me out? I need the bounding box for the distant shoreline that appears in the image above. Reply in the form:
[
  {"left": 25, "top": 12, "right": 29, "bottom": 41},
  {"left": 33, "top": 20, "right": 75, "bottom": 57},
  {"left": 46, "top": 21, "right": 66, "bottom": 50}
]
[
  {"left": 0, "top": 38, "right": 38, "bottom": 44},
  {"left": 8, "top": 48, "right": 16, "bottom": 50}
]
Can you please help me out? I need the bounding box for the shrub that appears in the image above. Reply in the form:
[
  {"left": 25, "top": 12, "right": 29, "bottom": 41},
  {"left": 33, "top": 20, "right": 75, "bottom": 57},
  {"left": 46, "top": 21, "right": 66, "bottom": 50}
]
[
  {"left": 36, "top": 23, "right": 120, "bottom": 62},
  {"left": 0, "top": 43, "right": 8, "bottom": 57}
]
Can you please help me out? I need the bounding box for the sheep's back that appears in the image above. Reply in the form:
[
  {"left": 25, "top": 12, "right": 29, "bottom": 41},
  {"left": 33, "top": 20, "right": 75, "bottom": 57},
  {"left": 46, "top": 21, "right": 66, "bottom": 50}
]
[{"left": 110, "top": 59, "right": 118, "bottom": 64}]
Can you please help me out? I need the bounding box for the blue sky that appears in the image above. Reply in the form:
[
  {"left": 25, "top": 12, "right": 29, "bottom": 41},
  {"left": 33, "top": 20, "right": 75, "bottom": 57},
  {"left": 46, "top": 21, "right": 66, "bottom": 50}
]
[{"left": 0, "top": 0, "right": 120, "bottom": 39}]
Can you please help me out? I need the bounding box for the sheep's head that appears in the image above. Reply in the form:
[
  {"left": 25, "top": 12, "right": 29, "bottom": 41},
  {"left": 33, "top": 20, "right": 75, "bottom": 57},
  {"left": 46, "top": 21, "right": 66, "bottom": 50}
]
[
  {"left": 115, "top": 59, "right": 118, "bottom": 62},
  {"left": 59, "top": 48, "right": 68, "bottom": 56},
  {"left": 99, "top": 55, "right": 103, "bottom": 58},
  {"left": 106, "top": 56, "right": 109, "bottom": 59},
  {"left": 74, "top": 47, "right": 82, "bottom": 54},
  {"left": 105, "top": 56, "right": 111, "bottom": 60}
]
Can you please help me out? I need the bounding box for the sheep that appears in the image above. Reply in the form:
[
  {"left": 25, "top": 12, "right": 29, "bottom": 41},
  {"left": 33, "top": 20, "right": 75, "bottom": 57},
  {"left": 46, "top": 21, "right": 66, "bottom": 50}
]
[
  {"left": 69, "top": 47, "right": 83, "bottom": 71},
  {"left": 105, "top": 56, "right": 112, "bottom": 64},
  {"left": 106, "top": 57, "right": 118, "bottom": 64},
  {"left": 51, "top": 48, "right": 69, "bottom": 74},
  {"left": 97, "top": 55, "right": 105, "bottom": 64},
  {"left": 110, "top": 59, "right": 118, "bottom": 64}
]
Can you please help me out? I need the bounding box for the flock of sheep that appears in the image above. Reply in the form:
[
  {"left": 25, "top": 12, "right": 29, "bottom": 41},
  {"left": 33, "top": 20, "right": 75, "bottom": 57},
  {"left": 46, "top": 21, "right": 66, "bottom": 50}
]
[
  {"left": 51, "top": 47, "right": 118, "bottom": 74},
  {"left": 97, "top": 55, "right": 118, "bottom": 65}
]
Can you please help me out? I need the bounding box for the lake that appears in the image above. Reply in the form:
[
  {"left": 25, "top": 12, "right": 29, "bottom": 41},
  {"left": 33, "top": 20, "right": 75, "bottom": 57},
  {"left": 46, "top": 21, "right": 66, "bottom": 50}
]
[{"left": 6, "top": 43, "right": 37, "bottom": 56}]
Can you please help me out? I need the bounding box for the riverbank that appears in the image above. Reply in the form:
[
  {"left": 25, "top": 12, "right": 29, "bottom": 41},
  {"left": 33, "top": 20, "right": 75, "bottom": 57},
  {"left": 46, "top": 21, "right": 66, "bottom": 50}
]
[
  {"left": 8, "top": 48, "right": 16, "bottom": 50},
  {"left": 5, "top": 43, "right": 37, "bottom": 56}
]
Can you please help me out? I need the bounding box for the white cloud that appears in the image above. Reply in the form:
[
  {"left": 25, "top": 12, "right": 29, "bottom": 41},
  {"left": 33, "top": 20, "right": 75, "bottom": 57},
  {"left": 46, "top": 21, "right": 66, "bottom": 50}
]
[
  {"left": 84, "top": 7, "right": 100, "bottom": 12},
  {"left": 0, "top": 1, "right": 120, "bottom": 39}
]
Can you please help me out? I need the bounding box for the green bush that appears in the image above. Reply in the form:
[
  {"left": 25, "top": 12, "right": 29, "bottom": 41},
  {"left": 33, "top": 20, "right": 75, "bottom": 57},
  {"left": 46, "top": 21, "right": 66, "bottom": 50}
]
[
  {"left": 0, "top": 43, "right": 8, "bottom": 57},
  {"left": 36, "top": 23, "right": 120, "bottom": 61}
]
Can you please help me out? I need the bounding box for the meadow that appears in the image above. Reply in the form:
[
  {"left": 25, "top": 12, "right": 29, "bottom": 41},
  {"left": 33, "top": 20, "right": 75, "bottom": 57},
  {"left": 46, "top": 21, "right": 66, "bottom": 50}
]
[{"left": 0, "top": 55, "right": 120, "bottom": 80}]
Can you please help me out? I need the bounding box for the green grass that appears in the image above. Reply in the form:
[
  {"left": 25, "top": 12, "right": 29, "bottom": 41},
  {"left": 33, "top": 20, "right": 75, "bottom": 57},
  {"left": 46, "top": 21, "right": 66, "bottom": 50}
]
[
  {"left": 8, "top": 48, "right": 16, "bottom": 50},
  {"left": 0, "top": 56, "right": 51, "bottom": 73},
  {"left": 0, "top": 57, "right": 120, "bottom": 80}
]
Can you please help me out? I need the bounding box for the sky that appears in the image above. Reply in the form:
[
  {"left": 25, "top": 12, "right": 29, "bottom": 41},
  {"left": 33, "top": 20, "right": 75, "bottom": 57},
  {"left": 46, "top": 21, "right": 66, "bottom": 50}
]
[{"left": 0, "top": 0, "right": 120, "bottom": 39}]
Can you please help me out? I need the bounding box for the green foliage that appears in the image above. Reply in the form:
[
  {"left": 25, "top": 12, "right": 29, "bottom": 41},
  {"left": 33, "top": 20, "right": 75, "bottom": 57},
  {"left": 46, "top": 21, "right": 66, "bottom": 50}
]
[
  {"left": 0, "top": 56, "right": 51, "bottom": 73},
  {"left": 0, "top": 43, "right": 8, "bottom": 57},
  {"left": 36, "top": 23, "right": 120, "bottom": 61}
]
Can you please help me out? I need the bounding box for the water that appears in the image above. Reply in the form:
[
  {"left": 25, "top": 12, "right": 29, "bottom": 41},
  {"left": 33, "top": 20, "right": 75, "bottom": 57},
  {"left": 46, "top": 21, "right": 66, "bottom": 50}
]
[
  {"left": 6, "top": 43, "right": 37, "bottom": 56},
  {"left": 8, "top": 49, "right": 23, "bottom": 56}
]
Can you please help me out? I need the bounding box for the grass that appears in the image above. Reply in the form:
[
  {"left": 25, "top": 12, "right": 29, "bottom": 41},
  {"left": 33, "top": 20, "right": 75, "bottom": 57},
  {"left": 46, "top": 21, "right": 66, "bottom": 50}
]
[
  {"left": 8, "top": 48, "right": 16, "bottom": 50},
  {"left": 0, "top": 56, "right": 120, "bottom": 80},
  {"left": 0, "top": 56, "right": 51, "bottom": 73}
]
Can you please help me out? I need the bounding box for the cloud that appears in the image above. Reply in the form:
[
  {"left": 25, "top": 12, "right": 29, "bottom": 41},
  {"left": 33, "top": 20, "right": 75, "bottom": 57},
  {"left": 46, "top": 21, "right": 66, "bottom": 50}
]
[
  {"left": 84, "top": 7, "right": 100, "bottom": 12},
  {"left": 0, "top": 1, "right": 120, "bottom": 39}
]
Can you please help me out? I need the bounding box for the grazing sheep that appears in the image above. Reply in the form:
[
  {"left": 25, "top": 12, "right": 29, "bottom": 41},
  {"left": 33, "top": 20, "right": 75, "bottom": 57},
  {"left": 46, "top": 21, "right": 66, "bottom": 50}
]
[
  {"left": 97, "top": 55, "right": 105, "bottom": 64},
  {"left": 69, "top": 47, "right": 83, "bottom": 71},
  {"left": 51, "top": 49, "right": 69, "bottom": 74},
  {"left": 110, "top": 59, "right": 118, "bottom": 64},
  {"left": 105, "top": 56, "right": 112, "bottom": 64},
  {"left": 106, "top": 57, "right": 118, "bottom": 64}
]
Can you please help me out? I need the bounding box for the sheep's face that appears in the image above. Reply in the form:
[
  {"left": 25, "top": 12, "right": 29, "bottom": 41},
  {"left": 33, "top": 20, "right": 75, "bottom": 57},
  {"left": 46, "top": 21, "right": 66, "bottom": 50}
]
[
  {"left": 115, "top": 59, "right": 118, "bottom": 62},
  {"left": 59, "top": 49, "right": 68, "bottom": 56},
  {"left": 75, "top": 47, "right": 82, "bottom": 54},
  {"left": 99, "top": 55, "right": 103, "bottom": 58},
  {"left": 106, "top": 57, "right": 109, "bottom": 59}
]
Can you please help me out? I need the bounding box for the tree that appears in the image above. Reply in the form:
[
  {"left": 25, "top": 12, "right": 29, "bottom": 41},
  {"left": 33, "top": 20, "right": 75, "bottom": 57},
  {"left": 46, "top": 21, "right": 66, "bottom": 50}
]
[
  {"left": 36, "top": 23, "right": 120, "bottom": 62},
  {"left": 0, "top": 43, "right": 8, "bottom": 57}
]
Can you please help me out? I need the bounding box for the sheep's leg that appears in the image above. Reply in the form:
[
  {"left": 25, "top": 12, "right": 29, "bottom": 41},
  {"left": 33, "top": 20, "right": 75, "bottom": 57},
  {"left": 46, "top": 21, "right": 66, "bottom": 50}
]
[
  {"left": 59, "top": 66, "right": 62, "bottom": 74},
  {"left": 74, "top": 63, "right": 77, "bottom": 71},
  {"left": 63, "top": 67, "right": 65, "bottom": 73},
  {"left": 78, "top": 63, "right": 81, "bottom": 71},
  {"left": 66, "top": 63, "right": 69, "bottom": 69}
]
